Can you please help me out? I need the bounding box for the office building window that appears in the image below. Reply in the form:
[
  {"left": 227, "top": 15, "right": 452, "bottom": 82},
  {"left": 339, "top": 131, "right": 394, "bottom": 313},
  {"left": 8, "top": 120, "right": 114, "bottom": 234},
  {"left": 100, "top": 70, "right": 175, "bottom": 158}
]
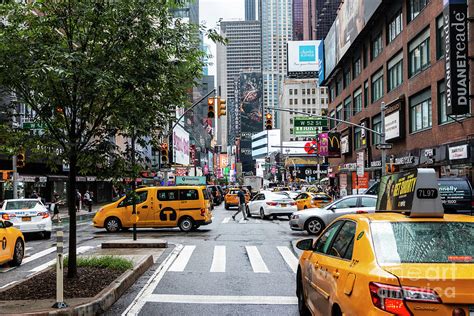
[
  {"left": 336, "top": 104, "right": 343, "bottom": 124},
  {"left": 294, "top": 99, "right": 298, "bottom": 105},
  {"left": 364, "top": 80, "right": 369, "bottom": 108},
  {"left": 312, "top": 88, "right": 316, "bottom": 94},
  {"left": 336, "top": 76, "right": 343, "bottom": 96},
  {"left": 354, "top": 88, "right": 362, "bottom": 114},
  {"left": 312, "top": 98, "right": 316, "bottom": 104},
  {"left": 371, "top": 69, "right": 383, "bottom": 102},
  {"left": 353, "top": 57, "right": 361, "bottom": 79},
  {"left": 388, "top": 51, "right": 403, "bottom": 91},
  {"left": 371, "top": 33, "right": 383, "bottom": 60},
  {"left": 344, "top": 97, "right": 351, "bottom": 120},
  {"left": 436, "top": 15, "right": 445, "bottom": 59},
  {"left": 329, "top": 111, "right": 336, "bottom": 129},
  {"left": 354, "top": 127, "right": 362, "bottom": 150},
  {"left": 289, "top": 89, "right": 293, "bottom": 95},
  {"left": 372, "top": 115, "right": 382, "bottom": 145},
  {"left": 408, "top": 0, "right": 430, "bottom": 22},
  {"left": 410, "top": 89, "right": 432, "bottom": 132},
  {"left": 329, "top": 85, "right": 335, "bottom": 102},
  {"left": 307, "top": 89, "right": 311, "bottom": 95},
  {"left": 302, "top": 99, "right": 306, "bottom": 105},
  {"left": 302, "top": 89, "right": 306, "bottom": 95},
  {"left": 294, "top": 89, "right": 298, "bottom": 95},
  {"left": 437, "top": 80, "right": 453, "bottom": 124},
  {"left": 409, "top": 28, "right": 430, "bottom": 77},
  {"left": 289, "top": 99, "right": 293, "bottom": 105},
  {"left": 387, "top": 10, "right": 403, "bottom": 43},
  {"left": 344, "top": 67, "right": 351, "bottom": 88}
]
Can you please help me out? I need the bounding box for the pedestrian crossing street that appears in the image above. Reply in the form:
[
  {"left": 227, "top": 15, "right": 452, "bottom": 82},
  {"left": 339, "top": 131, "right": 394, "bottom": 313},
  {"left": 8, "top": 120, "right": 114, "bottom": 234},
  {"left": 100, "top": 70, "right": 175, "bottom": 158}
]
[{"left": 167, "top": 244, "right": 298, "bottom": 274}]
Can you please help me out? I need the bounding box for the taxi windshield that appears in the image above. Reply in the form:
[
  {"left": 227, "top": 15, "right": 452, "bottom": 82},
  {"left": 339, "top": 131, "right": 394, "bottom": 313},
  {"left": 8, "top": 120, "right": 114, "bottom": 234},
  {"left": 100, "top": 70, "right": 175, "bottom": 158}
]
[
  {"left": 5, "top": 200, "right": 39, "bottom": 210},
  {"left": 371, "top": 222, "right": 474, "bottom": 264}
]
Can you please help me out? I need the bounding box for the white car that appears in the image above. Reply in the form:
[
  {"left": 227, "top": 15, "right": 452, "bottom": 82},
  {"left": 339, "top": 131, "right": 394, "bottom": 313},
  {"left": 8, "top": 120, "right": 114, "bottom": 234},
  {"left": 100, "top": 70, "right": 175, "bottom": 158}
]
[
  {"left": 0, "top": 199, "right": 53, "bottom": 239},
  {"left": 246, "top": 191, "right": 297, "bottom": 219}
]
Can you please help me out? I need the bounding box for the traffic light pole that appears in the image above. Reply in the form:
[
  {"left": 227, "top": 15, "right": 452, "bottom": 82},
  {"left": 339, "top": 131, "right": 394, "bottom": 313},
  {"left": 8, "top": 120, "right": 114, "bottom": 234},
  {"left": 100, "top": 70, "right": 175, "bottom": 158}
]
[
  {"left": 12, "top": 155, "right": 18, "bottom": 199},
  {"left": 380, "top": 102, "right": 387, "bottom": 176}
]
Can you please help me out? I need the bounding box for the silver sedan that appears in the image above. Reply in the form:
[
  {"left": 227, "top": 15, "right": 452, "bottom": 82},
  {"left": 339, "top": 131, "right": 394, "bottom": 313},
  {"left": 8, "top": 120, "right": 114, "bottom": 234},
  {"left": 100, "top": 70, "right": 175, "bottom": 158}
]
[{"left": 289, "top": 195, "right": 377, "bottom": 235}]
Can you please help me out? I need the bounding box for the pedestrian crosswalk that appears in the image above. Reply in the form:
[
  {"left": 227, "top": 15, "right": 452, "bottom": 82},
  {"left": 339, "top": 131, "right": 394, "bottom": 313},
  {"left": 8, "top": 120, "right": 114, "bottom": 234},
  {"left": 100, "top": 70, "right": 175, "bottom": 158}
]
[
  {"left": 221, "top": 217, "right": 263, "bottom": 224},
  {"left": 167, "top": 244, "right": 298, "bottom": 274}
]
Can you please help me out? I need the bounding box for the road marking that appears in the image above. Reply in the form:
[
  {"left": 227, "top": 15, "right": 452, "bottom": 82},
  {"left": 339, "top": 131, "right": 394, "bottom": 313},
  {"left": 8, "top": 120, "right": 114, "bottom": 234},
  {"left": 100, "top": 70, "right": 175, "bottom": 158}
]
[
  {"left": 277, "top": 246, "right": 298, "bottom": 273},
  {"left": 22, "top": 247, "right": 56, "bottom": 265},
  {"left": 25, "top": 247, "right": 32, "bottom": 252},
  {"left": 122, "top": 244, "right": 184, "bottom": 316},
  {"left": 0, "top": 267, "right": 15, "bottom": 273},
  {"left": 168, "top": 245, "right": 195, "bottom": 272},
  {"left": 210, "top": 246, "right": 226, "bottom": 273},
  {"left": 145, "top": 294, "right": 298, "bottom": 305},
  {"left": 245, "top": 246, "right": 269, "bottom": 273},
  {"left": 222, "top": 217, "right": 230, "bottom": 224},
  {"left": 0, "top": 281, "right": 17, "bottom": 289},
  {"left": 28, "top": 246, "right": 95, "bottom": 272}
]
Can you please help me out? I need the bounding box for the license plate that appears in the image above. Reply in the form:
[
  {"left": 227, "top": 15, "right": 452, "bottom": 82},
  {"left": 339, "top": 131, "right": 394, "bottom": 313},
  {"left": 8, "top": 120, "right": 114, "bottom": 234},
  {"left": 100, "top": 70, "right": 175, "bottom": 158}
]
[
  {"left": 280, "top": 203, "right": 287, "bottom": 207},
  {"left": 22, "top": 217, "right": 31, "bottom": 222}
]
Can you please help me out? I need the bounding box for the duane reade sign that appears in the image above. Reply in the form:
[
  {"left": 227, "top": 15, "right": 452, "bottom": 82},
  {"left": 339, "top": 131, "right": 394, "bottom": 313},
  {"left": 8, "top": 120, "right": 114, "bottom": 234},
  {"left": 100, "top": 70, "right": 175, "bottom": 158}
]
[{"left": 444, "top": 0, "right": 469, "bottom": 115}]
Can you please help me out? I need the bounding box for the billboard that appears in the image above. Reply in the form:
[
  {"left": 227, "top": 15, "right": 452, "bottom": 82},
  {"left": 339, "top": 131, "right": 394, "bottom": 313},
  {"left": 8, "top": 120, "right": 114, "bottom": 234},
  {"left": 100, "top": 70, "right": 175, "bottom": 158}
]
[
  {"left": 287, "top": 41, "right": 323, "bottom": 75},
  {"left": 172, "top": 124, "right": 190, "bottom": 165},
  {"left": 444, "top": 0, "right": 469, "bottom": 115},
  {"left": 377, "top": 170, "right": 417, "bottom": 211},
  {"left": 324, "top": 0, "right": 382, "bottom": 78}
]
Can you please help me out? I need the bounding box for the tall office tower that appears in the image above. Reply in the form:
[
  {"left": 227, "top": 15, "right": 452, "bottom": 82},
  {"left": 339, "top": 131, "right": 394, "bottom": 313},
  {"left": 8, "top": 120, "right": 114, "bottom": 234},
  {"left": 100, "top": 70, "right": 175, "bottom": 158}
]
[
  {"left": 261, "top": 0, "right": 293, "bottom": 128},
  {"left": 170, "top": 0, "right": 199, "bottom": 25},
  {"left": 245, "top": 0, "right": 256, "bottom": 21},
  {"left": 315, "top": 0, "right": 341, "bottom": 40},
  {"left": 216, "top": 20, "right": 262, "bottom": 151},
  {"left": 293, "top": 0, "right": 316, "bottom": 40}
]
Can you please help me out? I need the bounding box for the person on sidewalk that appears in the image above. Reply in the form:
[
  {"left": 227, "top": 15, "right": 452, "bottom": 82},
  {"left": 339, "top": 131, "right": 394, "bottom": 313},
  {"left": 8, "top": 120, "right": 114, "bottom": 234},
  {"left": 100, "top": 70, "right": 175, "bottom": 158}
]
[
  {"left": 75, "top": 189, "right": 82, "bottom": 212},
  {"left": 84, "top": 190, "right": 93, "bottom": 212},
  {"left": 232, "top": 186, "right": 248, "bottom": 221},
  {"left": 50, "top": 192, "right": 63, "bottom": 223}
]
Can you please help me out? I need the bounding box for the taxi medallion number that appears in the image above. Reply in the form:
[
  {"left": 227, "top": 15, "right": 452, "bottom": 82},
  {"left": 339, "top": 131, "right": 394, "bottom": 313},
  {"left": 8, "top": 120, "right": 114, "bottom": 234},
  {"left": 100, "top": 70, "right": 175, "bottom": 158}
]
[{"left": 416, "top": 188, "right": 438, "bottom": 199}]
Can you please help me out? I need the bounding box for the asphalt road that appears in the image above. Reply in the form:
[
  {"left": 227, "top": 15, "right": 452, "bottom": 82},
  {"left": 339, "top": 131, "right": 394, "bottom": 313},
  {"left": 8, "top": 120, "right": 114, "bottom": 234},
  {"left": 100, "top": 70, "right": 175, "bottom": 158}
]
[{"left": 0, "top": 203, "right": 310, "bottom": 316}]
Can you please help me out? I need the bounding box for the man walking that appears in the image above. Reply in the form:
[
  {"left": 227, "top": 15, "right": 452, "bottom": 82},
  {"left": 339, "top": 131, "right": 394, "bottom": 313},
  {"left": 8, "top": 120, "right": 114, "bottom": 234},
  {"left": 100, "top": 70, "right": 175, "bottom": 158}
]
[{"left": 232, "top": 186, "right": 248, "bottom": 221}]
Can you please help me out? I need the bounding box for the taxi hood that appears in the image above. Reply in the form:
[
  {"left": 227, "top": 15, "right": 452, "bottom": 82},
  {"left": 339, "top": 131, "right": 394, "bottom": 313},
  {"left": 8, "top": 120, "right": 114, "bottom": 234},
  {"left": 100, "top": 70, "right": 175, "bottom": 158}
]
[{"left": 382, "top": 264, "right": 474, "bottom": 304}]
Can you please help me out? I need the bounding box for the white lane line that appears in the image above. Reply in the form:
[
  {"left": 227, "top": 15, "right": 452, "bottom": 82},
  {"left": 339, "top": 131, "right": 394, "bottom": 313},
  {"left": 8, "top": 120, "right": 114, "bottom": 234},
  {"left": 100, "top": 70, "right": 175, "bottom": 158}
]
[
  {"left": 29, "top": 246, "right": 95, "bottom": 272},
  {"left": 210, "top": 246, "right": 226, "bottom": 273},
  {"left": 0, "top": 281, "right": 17, "bottom": 290},
  {"left": 25, "top": 247, "right": 33, "bottom": 251},
  {"left": 168, "top": 245, "right": 195, "bottom": 272},
  {"left": 122, "top": 244, "right": 184, "bottom": 316},
  {"left": 145, "top": 294, "right": 298, "bottom": 305},
  {"left": 245, "top": 246, "right": 269, "bottom": 273},
  {"left": 222, "top": 217, "right": 230, "bottom": 224},
  {"left": 22, "top": 247, "right": 56, "bottom": 265},
  {"left": 277, "top": 246, "right": 298, "bottom": 274}
]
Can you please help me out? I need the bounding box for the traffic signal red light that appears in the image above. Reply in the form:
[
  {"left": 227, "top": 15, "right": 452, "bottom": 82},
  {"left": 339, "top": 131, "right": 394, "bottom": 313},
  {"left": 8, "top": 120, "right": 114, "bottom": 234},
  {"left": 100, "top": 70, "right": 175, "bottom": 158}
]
[
  {"left": 17, "top": 152, "right": 25, "bottom": 168},
  {"left": 218, "top": 98, "right": 226, "bottom": 117},
  {"left": 265, "top": 113, "right": 273, "bottom": 130},
  {"left": 160, "top": 143, "right": 169, "bottom": 164},
  {"left": 207, "top": 97, "right": 215, "bottom": 118}
]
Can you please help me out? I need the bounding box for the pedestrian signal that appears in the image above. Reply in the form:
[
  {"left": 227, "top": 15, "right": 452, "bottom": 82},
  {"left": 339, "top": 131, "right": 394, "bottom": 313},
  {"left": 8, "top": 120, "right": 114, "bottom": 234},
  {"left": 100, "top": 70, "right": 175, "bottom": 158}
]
[
  {"left": 17, "top": 152, "right": 25, "bottom": 168},
  {"left": 207, "top": 98, "right": 215, "bottom": 118}
]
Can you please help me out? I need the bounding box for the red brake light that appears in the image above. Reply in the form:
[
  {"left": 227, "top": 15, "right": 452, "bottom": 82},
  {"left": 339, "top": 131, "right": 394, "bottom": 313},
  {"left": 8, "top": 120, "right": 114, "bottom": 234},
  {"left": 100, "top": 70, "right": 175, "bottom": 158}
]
[
  {"left": 38, "top": 212, "right": 50, "bottom": 219},
  {"left": 289, "top": 202, "right": 296, "bottom": 206},
  {"left": 266, "top": 202, "right": 278, "bottom": 206},
  {"left": 200, "top": 208, "right": 205, "bottom": 216}
]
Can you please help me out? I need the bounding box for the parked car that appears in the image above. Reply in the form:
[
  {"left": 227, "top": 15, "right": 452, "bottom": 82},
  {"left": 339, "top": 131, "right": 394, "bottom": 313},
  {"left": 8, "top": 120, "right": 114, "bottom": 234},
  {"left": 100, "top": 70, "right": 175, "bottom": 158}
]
[
  {"left": 246, "top": 191, "right": 297, "bottom": 219},
  {"left": 0, "top": 199, "right": 53, "bottom": 239},
  {"left": 0, "top": 219, "right": 25, "bottom": 266},
  {"left": 366, "top": 177, "right": 473, "bottom": 214},
  {"left": 289, "top": 195, "right": 377, "bottom": 235}
]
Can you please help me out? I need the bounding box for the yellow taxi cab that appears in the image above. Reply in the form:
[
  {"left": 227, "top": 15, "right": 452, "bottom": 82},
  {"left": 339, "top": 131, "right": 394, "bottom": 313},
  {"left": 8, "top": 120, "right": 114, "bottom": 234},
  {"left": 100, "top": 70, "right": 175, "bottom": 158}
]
[
  {"left": 93, "top": 185, "right": 212, "bottom": 233},
  {"left": 296, "top": 168, "right": 474, "bottom": 316},
  {"left": 295, "top": 192, "right": 333, "bottom": 210},
  {"left": 224, "top": 188, "right": 250, "bottom": 210},
  {"left": 0, "top": 218, "right": 25, "bottom": 266}
]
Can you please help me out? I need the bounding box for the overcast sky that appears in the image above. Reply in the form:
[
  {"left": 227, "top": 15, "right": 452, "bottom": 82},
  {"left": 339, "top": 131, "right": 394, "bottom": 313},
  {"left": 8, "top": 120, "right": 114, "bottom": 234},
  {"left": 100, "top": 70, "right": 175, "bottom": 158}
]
[{"left": 200, "top": 0, "right": 245, "bottom": 78}]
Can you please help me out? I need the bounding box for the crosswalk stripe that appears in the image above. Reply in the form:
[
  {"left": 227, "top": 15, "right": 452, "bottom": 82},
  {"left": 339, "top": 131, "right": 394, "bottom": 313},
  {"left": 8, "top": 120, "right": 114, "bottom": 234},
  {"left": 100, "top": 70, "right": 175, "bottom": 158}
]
[
  {"left": 245, "top": 246, "right": 269, "bottom": 273},
  {"left": 222, "top": 217, "right": 230, "bottom": 224},
  {"left": 25, "top": 247, "right": 32, "bottom": 251},
  {"left": 277, "top": 246, "right": 298, "bottom": 273},
  {"left": 22, "top": 247, "right": 56, "bottom": 265},
  {"left": 169, "top": 245, "right": 195, "bottom": 272},
  {"left": 210, "top": 246, "right": 226, "bottom": 272},
  {"left": 28, "top": 246, "right": 95, "bottom": 272}
]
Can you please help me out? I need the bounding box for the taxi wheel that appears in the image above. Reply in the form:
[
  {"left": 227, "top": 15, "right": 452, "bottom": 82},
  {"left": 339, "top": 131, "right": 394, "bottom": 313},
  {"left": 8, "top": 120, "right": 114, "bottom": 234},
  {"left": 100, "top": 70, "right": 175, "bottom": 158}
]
[
  {"left": 105, "top": 217, "right": 122, "bottom": 233},
  {"left": 11, "top": 238, "right": 24, "bottom": 266},
  {"left": 297, "top": 270, "right": 311, "bottom": 316},
  {"left": 179, "top": 216, "right": 195, "bottom": 232},
  {"left": 305, "top": 218, "right": 325, "bottom": 235},
  {"left": 224, "top": 204, "right": 230, "bottom": 210}
]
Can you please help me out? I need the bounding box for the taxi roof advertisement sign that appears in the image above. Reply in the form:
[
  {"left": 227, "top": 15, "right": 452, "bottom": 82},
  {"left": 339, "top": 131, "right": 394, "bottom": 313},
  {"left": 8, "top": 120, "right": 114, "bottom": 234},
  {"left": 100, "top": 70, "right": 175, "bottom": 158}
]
[{"left": 377, "top": 168, "right": 444, "bottom": 217}]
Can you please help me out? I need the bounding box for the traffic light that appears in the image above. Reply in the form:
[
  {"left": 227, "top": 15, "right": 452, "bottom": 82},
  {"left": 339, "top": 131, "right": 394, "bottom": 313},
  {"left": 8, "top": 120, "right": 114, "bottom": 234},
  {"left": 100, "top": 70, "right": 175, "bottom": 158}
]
[
  {"left": 218, "top": 98, "right": 226, "bottom": 117},
  {"left": 207, "top": 97, "right": 215, "bottom": 118},
  {"left": 17, "top": 151, "right": 25, "bottom": 168},
  {"left": 385, "top": 163, "right": 400, "bottom": 174},
  {"left": 265, "top": 113, "right": 273, "bottom": 130},
  {"left": 160, "top": 143, "right": 169, "bottom": 165}
]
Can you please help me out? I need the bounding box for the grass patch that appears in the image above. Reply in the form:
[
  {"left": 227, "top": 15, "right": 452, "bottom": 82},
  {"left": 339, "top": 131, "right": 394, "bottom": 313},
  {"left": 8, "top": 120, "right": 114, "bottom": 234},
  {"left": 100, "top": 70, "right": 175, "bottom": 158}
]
[{"left": 63, "top": 256, "right": 133, "bottom": 272}]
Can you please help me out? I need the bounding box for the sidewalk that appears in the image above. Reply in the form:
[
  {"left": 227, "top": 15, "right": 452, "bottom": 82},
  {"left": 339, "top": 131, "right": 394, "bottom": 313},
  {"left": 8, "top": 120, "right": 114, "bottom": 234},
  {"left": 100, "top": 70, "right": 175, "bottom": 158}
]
[{"left": 52, "top": 203, "right": 109, "bottom": 224}]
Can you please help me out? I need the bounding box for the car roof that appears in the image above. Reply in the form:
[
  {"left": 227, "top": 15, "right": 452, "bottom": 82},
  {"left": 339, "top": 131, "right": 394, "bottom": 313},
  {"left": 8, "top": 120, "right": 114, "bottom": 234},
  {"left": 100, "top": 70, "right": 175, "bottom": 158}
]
[{"left": 341, "top": 212, "right": 474, "bottom": 223}]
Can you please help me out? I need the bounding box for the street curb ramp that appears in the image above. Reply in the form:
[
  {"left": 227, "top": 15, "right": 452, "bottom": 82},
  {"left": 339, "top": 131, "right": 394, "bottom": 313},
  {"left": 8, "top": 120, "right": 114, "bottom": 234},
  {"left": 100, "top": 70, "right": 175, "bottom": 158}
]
[{"left": 1, "top": 254, "right": 153, "bottom": 316}]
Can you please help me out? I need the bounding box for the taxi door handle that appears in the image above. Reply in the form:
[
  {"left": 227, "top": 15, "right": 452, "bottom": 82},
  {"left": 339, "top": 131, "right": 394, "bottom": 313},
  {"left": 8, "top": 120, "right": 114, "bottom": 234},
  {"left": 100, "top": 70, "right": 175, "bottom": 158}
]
[
  {"left": 159, "top": 204, "right": 162, "bottom": 208},
  {"left": 333, "top": 271, "right": 340, "bottom": 279},
  {"left": 141, "top": 205, "right": 148, "bottom": 209}
]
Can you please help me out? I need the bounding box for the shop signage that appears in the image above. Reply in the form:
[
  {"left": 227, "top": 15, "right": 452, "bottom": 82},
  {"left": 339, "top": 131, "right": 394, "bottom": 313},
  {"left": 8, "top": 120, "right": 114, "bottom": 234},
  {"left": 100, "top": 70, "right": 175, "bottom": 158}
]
[
  {"left": 352, "top": 172, "right": 369, "bottom": 193},
  {"left": 384, "top": 101, "right": 403, "bottom": 141},
  {"left": 395, "top": 155, "right": 416, "bottom": 165},
  {"left": 176, "top": 176, "right": 206, "bottom": 185},
  {"left": 356, "top": 151, "right": 364, "bottom": 177},
  {"left": 448, "top": 144, "right": 468, "bottom": 160},
  {"left": 342, "top": 163, "right": 357, "bottom": 170},
  {"left": 444, "top": 0, "right": 469, "bottom": 115},
  {"left": 341, "top": 135, "right": 350, "bottom": 154},
  {"left": 328, "top": 132, "right": 341, "bottom": 157},
  {"left": 371, "top": 160, "right": 382, "bottom": 167}
]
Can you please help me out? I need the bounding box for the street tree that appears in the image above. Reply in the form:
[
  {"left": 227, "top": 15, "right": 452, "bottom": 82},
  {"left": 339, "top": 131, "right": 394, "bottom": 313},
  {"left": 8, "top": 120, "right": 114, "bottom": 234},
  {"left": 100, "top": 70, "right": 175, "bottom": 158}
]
[{"left": 0, "top": 0, "right": 222, "bottom": 277}]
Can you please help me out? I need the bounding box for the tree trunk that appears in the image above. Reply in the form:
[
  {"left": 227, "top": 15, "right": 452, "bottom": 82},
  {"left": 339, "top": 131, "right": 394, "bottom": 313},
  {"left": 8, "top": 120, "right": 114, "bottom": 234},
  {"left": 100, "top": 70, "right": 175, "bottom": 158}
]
[{"left": 67, "top": 153, "right": 78, "bottom": 278}]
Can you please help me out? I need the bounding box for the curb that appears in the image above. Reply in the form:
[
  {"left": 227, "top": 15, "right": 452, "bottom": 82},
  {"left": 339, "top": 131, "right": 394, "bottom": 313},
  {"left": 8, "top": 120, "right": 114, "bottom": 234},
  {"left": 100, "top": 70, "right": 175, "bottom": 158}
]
[{"left": 1, "top": 255, "right": 154, "bottom": 316}]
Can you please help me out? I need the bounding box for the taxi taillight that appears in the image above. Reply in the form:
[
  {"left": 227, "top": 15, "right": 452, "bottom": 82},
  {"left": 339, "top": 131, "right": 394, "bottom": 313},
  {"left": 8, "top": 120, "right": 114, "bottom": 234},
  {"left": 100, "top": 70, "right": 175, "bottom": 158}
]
[
  {"left": 369, "top": 282, "right": 442, "bottom": 316},
  {"left": 37, "top": 212, "right": 49, "bottom": 219},
  {"left": 200, "top": 208, "right": 205, "bottom": 216}
]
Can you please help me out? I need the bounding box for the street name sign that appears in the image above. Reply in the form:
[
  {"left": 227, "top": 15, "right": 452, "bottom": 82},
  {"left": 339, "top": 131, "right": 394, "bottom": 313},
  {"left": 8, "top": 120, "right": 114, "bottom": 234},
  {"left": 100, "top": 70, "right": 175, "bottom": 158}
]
[
  {"left": 293, "top": 117, "right": 327, "bottom": 136},
  {"left": 376, "top": 143, "right": 393, "bottom": 150}
]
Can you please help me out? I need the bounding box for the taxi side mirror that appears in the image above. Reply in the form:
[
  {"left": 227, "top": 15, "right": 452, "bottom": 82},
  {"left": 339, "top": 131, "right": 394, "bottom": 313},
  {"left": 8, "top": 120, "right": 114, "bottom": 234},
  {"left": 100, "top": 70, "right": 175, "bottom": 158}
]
[
  {"left": 4, "top": 221, "right": 13, "bottom": 228},
  {"left": 296, "top": 238, "right": 314, "bottom": 251}
]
